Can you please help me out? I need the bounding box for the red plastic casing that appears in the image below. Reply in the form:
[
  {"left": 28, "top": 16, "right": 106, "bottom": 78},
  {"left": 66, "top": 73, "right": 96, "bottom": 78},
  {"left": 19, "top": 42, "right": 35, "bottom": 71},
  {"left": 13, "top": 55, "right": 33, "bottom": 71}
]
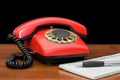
[
  {"left": 13, "top": 17, "right": 87, "bottom": 38},
  {"left": 24, "top": 29, "right": 89, "bottom": 56},
  {"left": 13, "top": 17, "right": 89, "bottom": 56}
]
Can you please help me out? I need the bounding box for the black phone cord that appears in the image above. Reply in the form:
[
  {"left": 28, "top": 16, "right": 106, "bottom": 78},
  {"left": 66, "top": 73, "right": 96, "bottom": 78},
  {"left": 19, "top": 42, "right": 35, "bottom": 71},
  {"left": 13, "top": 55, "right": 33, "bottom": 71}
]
[{"left": 6, "top": 33, "right": 33, "bottom": 69}]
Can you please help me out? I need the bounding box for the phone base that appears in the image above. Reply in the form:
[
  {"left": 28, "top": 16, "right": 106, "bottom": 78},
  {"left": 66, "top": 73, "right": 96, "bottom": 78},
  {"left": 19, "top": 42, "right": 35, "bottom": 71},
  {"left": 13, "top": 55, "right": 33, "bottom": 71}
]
[{"left": 32, "top": 53, "right": 88, "bottom": 64}]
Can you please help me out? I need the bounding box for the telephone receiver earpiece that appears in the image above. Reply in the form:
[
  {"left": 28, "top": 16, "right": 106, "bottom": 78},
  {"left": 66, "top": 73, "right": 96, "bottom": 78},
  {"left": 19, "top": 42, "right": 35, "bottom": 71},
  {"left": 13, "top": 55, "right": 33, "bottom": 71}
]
[{"left": 13, "top": 17, "right": 87, "bottom": 40}]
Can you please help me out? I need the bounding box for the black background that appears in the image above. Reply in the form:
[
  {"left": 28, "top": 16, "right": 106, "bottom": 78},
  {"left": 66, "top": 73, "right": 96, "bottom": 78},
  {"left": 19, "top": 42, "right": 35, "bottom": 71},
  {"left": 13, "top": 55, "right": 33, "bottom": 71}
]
[{"left": 0, "top": 2, "right": 120, "bottom": 44}]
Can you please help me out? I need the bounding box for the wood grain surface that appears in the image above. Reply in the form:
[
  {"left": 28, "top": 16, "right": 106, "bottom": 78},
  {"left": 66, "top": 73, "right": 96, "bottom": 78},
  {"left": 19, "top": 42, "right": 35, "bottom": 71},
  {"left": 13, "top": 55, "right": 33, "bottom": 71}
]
[{"left": 0, "top": 44, "right": 120, "bottom": 80}]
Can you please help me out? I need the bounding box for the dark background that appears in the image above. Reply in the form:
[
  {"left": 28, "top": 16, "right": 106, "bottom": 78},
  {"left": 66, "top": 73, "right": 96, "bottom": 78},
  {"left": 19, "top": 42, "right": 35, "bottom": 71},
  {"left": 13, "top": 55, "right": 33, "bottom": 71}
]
[{"left": 0, "top": 2, "right": 120, "bottom": 44}]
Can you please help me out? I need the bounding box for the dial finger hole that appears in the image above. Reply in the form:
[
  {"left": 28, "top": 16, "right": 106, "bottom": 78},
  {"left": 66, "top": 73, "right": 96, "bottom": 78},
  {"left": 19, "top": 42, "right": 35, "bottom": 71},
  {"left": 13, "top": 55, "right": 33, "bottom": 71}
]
[
  {"left": 63, "top": 38, "right": 68, "bottom": 41},
  {"left": 68, "top": 37, "right": 73, "bottom": 40},
  {"left": 52, "top": 37, "right": 56, "bottom": 39},
  {"left": 57, "top": 38, "right": 62, "bottom": 41}
]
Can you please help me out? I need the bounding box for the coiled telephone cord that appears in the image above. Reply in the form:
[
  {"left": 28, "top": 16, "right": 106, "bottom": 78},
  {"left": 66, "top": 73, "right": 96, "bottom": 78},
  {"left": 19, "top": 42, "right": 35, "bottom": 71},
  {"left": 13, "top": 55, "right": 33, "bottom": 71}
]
[{"left": 6, "top": 33, "right": 33, "bottom": 69}]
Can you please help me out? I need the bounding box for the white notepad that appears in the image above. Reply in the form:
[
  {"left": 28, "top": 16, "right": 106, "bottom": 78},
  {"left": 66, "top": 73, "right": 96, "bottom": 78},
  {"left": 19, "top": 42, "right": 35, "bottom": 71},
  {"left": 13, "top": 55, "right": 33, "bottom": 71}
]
[{"left": 59, "top": 53, "right": 120, "bottom": 79}]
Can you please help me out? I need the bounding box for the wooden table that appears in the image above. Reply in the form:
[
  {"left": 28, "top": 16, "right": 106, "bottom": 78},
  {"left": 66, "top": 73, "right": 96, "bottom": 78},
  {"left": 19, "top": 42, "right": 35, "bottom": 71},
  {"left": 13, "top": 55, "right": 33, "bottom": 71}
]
[{"left": 0, "top": 44, "right": 120, "bottom": 80}]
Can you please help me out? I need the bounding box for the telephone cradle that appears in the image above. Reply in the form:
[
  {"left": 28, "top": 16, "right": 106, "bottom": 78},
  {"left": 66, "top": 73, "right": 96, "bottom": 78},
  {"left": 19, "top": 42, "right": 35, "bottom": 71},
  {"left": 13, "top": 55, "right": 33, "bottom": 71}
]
[{"left": 6, "top": 17, "right": 89, "bottom": 69}]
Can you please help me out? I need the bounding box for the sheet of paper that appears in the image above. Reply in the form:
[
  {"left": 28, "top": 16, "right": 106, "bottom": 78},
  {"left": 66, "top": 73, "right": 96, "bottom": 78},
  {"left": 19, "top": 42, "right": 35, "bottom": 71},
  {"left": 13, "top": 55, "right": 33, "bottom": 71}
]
[{"left": 59, "top": 53, "right": 120, "bottom": 79}]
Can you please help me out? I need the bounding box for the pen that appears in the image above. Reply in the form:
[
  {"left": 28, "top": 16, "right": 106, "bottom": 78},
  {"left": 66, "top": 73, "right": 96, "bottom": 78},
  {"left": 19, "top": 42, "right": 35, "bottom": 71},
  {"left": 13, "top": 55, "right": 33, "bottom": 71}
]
[{"left": 79, "top": 61, "right": 120, "bottom": 67}]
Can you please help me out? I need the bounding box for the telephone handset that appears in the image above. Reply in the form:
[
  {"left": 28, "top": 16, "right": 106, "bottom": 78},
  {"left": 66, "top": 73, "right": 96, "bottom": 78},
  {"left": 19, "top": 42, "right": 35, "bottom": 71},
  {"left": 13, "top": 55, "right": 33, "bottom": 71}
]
[{"left": 6, "top": 17, "right": 89, "bottom": 69}]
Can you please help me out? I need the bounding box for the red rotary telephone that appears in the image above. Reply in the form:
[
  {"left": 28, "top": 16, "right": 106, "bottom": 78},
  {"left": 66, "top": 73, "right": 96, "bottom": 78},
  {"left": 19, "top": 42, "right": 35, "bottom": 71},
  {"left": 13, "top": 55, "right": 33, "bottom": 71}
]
[{"left": 6, "top": 17, "right": 89, "bottom": 69}]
